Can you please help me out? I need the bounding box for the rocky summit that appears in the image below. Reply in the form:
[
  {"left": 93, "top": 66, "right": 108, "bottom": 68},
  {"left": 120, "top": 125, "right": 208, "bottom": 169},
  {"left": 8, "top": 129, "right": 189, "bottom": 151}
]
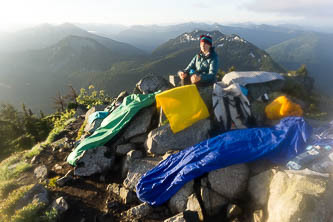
[{"left": 1, "top": 73, "right": 332, "bottom": 222}]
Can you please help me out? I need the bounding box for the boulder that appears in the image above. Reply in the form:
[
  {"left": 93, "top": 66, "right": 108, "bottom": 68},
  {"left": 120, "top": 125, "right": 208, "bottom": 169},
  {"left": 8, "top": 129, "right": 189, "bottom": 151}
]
[
  {"left": 15, "top": 184, "right": 49, "bottom": 210},
  {"left": 129, "top": 134, "right": 148, "bottom": 144},
  {"left": 52, "top": 163, "right": 63, "bottom": 172},
  {"left": 122, "top": 106, "right": 155, "bottom": 140},
  {"left": 74, "top": 146, "right": 114, "bottom": 177},
  {"left": 169, "top": 75, "right": 181, "bottom": 87},
  {"left": 186, "top": 194, "right": 204, "bottom": 221},
  {"left": 74, "top": 106, "right": 86, "bottom": 118},
  {"left": 104, "top": 91, "right": 128, "bottom": 112},
  {"left": 208, "top": 164, "right": 249, "bottom": 200},
  {"left": 107, "top": 183, "right": 121, "bottom": 196},
  {"left": 123, "top": 157, "right": 162, "bottom": 191},
  {"left": 120, "top": 187, "right": 137, "bottom": 204},
  {"left": 136, "top": 75, "right": 173, "bottom": 94},
  {"left": 168, "top": 180, "right": 194, "bottom": 214},
  {"left": 34, "top": 165, "right": 48, "bottom": 180},
  {"left": 200, "top": 185, "right": 228, "bottom": 216},
  {"left": 145, "top": 119, "right": 211, "bottom": 155},
  {"left": 122, "top": 150, "right": 144, "bottom": 178},
  {"left": 84, "top": 105, "right": 107, "bottom": 122},
  {"left": 164, "top": 211, "right": 200, "bottom": 222},
  {"left": 84, "top": 118, "right": 103, "bottom": 134},
  {"left": 266, "top": 171, "right": 333, "bottom": 222},
  {"left": 248, "top": 169, "right": 276, "bottom": 207},
  {"left": 51, "top": 197, "right": 69, "bottom": 215},
  {"left": 248, "top": 159, "right": 275, "bottom": 176},
  {"left": 116, "top": 144, "right": 135, "bottom": 156},
  {"left": 124, "top": 202, "right": 153, "bottom": 219},
  {"left": 197, "top": 85, "right": 213, "bottom": 112}
]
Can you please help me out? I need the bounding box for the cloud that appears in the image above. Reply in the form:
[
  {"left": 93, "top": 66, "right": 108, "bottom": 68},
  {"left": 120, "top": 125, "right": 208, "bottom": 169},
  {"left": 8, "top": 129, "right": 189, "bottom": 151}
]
[
  {"left": 192, "top": 3, "right": 209, "bottom": 8},
  {"left": 0, "top": 82, "right": 11, "bottom": 89},
  {"left": 244, "top": 0, "right": 333, "bottom": 18}
]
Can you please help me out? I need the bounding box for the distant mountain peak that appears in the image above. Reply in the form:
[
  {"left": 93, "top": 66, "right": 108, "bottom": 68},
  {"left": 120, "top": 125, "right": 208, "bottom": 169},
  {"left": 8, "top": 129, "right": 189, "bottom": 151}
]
[
  {"left": 178, "top": 30, "right": 224, "bottom": 44},
  {"left": 178, "top": 30, "right": 247, "bottom": 45}
]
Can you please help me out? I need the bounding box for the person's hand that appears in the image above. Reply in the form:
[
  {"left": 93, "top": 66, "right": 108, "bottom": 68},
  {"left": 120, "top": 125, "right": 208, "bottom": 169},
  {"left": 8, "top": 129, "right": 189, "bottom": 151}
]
[
  {"left": 178, "top": 71, "right": 187, "bottom": 79},
  {"left": 191, "top": 74, "right": 201, "bottom": 83}
]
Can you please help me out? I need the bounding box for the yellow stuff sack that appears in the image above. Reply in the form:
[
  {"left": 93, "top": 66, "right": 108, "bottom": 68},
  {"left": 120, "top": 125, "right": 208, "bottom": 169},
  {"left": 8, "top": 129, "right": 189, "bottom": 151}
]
[
  {"left": 265, "top": 95, "right": 303, "bottom": 120},
  {"left": 156, "top": 85, "right": 209, "bottom": 133}
]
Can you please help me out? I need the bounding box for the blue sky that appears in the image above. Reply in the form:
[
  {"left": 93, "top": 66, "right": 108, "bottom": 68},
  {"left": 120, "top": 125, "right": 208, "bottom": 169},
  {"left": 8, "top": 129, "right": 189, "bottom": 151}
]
[{"left": 1, "top": 0, "right": 332, "bottom": 31}]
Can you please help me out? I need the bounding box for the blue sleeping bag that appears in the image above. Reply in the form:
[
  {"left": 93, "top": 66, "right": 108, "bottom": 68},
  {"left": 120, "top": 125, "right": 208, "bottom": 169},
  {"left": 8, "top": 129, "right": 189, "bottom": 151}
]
[{"left": 136, "top": 117, "right": 312, "bottom": 206}]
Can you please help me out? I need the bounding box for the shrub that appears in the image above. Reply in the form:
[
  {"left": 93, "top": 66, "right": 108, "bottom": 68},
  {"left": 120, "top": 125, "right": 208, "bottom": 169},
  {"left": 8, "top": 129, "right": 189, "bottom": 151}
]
[
  {"left": 45, "top": 109, "right": 75, "bottom": 144},
  {"left": 76, "top": 85, "right": 113, "bottom": 109}
]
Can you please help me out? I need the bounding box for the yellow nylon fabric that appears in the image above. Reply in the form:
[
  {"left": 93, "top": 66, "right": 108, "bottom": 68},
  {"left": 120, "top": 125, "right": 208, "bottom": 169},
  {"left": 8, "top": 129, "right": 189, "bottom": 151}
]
[
  {"left": 156, "top": 85, "right": 210, "bottom": 133},
  {"left": 265, "top": 96, "right": 303, "bottom": 120}
]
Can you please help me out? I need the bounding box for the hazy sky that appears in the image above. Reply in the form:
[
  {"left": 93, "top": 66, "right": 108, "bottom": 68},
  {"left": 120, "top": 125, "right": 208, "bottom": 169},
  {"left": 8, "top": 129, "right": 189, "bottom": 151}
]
[{"left": 1, "top": 0, "right": 332, "bottom": 31}]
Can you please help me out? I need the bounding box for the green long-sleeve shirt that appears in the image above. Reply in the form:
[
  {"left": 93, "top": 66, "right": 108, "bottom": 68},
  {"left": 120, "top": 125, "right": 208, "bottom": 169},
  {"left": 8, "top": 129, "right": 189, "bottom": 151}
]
[{"left": 184, "top": 49, "right": 219, "bottom": 83}]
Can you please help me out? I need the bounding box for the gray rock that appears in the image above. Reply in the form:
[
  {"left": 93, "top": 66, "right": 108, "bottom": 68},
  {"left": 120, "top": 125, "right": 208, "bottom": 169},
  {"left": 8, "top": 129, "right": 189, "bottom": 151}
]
[
  {"left": 107, "top": 183, "right": 121, "bottom": 196},
  {"left": 208, "top": 164, "right": 249, "bottom": 199},
  {"left": 74, "top": 146, "right": 114, "bottom": 177},
  {"left": 125, "top": 202, "right": 152, "bottom": 219},
  {"left": 34, "top": 165, "right": 48, "bottom": 180},
  {"left": 84, "top": 118, "right": 103, "bottom": 134},
  {"left": 74, "top": 106, "right": 86, "bottom": 118},
  {"left": 186, "top": 194, "right": 204, "bottom": 221},
  {"left": 52, "top": 163, "right": 63, "bottom": 172},
  {"left": 169, "top": 75, "right": 181, "bottom": 87},
  {"left": 120, "top": 187, "right": 137, "bottom": 204},
  {"left": 122, "top": 106, "right": 155, "bottom": 140},
  {"left": 127, "top": 150, "right": 143, "bottom": 160},
  {"left": 84, "top": 105, "right": 107, "bottom": 122},
  {"left": 116, "top": 144, "right": 135, "bottom": 155},
  {"left": 51, "top": 197, "right": 69, "bottom": 215},
  {"left": 168, "top": 180, "right": 194, "bottom": 214},
  {"left": 50, "top": 137, "right": 71, "bottom": 151},
  {"left": 197, "top": 85, "right": 213, "bottom": 112},
  {"left": 248, "top": 159, "right": 275, "bottom": 176},
  {"left": 164, "top": 211, "right": 200, "bottom": 222},
  {"left": 15, "top": 184, "right": 49, "bottom": 210},
  {"left": 248, "top": 170, "right": 276, "bottom": 207},
  {"left": 122, "top": 150, "right": 144, "bottom": 178},
  {"left": 105, "top": 91, "right": 128, "bottom": 112},
  {"left": 266, "top": 171, "right": 333, "bottom": 222},
  {"left": 162, "top": 150, "right": 178, "bottom": 160},
  {"left": 227, "top": 204, "right": 242, "bottom": 219},
  {"left": 123, "top": 157, "right": 162, "bottom": 191},
  {"left": 145, "top": 119, "right": 211, "bottom": 155},
  {"left": 129, "top": 134, "right": 148, "bottom": 144},
  {"left": 200, "top": 182, "right": 228, "bottom": 216},
  {"left": 136, "top": 75, "right": 173, "bottom": 94}
]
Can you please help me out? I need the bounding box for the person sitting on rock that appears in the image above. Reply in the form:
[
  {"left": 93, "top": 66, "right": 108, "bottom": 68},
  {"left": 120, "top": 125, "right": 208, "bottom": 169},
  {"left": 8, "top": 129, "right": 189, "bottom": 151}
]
[{"left": 178, "top": 35, "right": 219, "bottom": 87}]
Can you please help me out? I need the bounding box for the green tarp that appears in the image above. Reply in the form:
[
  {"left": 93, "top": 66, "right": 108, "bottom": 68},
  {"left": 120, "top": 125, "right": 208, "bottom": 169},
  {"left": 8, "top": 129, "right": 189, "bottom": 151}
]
[{"left": 67, "top": 93, "right": 157, "bottom": 166}]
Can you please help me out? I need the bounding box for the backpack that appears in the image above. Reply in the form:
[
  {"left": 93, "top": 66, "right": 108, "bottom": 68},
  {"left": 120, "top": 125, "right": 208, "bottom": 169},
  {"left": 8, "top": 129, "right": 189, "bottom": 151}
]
[{"left": 212, "top": 82, "right": 255, "bottom": 132}]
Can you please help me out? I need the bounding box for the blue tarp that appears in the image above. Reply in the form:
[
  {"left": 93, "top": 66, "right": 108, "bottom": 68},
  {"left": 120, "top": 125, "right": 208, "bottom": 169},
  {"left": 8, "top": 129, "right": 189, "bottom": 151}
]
[{"left": 136, "top": 117, "right": 312, "bottom": 206}]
